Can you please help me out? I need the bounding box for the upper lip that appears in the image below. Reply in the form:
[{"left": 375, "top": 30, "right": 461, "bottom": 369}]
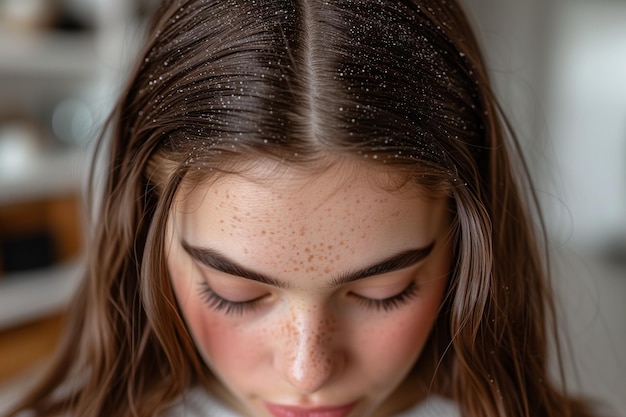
[{"left": 265, "top": 402, "right": 356, "bottom": 417}]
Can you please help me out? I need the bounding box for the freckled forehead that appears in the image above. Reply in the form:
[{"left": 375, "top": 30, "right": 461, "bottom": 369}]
[{"left": 173, "top": 163, "right": 449, "bottom": 277}]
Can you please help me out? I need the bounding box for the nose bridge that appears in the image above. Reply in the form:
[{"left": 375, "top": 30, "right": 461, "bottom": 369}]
[{"left": 279, "top": 305, "right": 340, "bottom": 393}]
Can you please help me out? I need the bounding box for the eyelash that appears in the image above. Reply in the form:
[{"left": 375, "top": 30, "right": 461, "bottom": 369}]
[
  {"left": 197, "top": 281, "right": 419, "bottom": 316},
  {"left": 197, "top": 282, "right": 263, "bottom": 316},
  {"left": 352, "top": 281, "right": 419, "bottom": 312}
]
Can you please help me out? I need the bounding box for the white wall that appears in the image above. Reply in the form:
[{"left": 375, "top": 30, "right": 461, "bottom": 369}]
[
  {"left": 543, "top": 0, "right": 626, "bottom": 250},
  {"left": 462, "top": 0, "right": 626, "bottom": 252}
]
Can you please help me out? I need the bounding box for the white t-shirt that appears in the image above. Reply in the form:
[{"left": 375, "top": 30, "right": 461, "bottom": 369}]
[{"left": 165, "top": 387, "right": 460, "bottom": 417}]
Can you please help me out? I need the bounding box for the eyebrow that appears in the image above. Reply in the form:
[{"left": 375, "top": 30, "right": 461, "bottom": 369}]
[{"left": 181, "top": 240, "right": 435, "bottom": 289}]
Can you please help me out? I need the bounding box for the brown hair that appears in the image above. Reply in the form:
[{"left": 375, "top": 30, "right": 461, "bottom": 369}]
[{"left": 7, "top": 1, "right": 602, "bottom": 416}]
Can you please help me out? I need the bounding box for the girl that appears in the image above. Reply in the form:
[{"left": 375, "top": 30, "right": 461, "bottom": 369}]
[{"left": 6, "top": 0, "right": 603, "bottom": 416}]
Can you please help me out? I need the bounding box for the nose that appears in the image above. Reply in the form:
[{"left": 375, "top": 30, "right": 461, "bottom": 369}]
[{"left": 276, "top": 309, "right": 341, "bottom": 394}]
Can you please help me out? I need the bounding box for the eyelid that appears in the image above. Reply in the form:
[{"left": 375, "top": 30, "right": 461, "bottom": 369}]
[
  {"left": 347, "top": 265, "right": 420, "bottom": 293},
  {"left": 195, "top": 267, "right": 270, "bottom": 308},
  {"left": 197, "top": 281, "right": 264, "bottom": 315},
  {"left": 350, "top": 274, "right": 416, "bottom": 296},
  {"left": 352, "top": 281, "right": 419, "bottom": 312}
]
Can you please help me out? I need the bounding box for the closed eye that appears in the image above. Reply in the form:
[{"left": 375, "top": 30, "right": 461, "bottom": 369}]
[
  {"left": 197, "top": 281, "right": 265, "bottom": 316},
  {"left": 350, "top": 281, "right": 419, "bottom": 312}
]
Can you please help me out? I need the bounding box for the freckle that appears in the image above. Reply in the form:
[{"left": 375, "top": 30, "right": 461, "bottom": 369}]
[
  {"left": 324, "top": 267, "right": 331, "bottom": 274},
  {"left": 308, "top": 255, "right": 314, "bottom": 262},
  {"left": 261, "top": 230, "right": 267, "bottom": 235},
  {"left": 305, "top": 248, "right": 311, "bottom": 253},
  {"left": 219, "top": 219, "right": 224, "bottom": 224}
]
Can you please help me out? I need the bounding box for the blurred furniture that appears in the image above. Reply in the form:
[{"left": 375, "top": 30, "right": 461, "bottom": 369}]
[{"left": 0, "top": 0, "right": 143, "bottom": 383}]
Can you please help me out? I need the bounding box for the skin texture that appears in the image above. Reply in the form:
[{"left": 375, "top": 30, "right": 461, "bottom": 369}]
[{"left": 166, "top": 161, "right": 453, "bottom": 417}]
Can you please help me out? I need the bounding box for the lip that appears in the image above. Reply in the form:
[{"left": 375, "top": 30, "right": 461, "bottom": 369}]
[{"left": 265, "top": 402, "right": 356, "bottom": 417}]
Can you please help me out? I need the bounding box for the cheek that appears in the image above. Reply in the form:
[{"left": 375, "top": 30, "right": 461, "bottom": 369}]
[
  {"left": 169, "top": 258, "right": 265, "bottom": 383},
  {"left": 351, "top": 278, "right": 447, "bottom": 383},
  {"left": 357, "top": 304, "right": 439, "bottom": 375},
  {"left": 182, "top": 300, "right": 249, "bottom": 371}
]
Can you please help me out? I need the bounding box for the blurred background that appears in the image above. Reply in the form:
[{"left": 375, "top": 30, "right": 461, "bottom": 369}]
[{"left": 0, "top": 0, "right": 623, "bottom": 413}]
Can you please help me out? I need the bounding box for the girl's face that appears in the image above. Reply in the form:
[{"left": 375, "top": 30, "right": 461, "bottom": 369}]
[{"left": 166, "top": 162, "right": 452, "bottom": 417}]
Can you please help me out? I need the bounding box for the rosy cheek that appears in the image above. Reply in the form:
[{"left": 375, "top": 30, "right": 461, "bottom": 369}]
[
  {"left": 386, "top": 312, "right": 433, "bottom": 354},
  {"left": 167, "top": 251, "right": 256, "bottom": 380},
  {"left": 352, "top": 296, "right": 442, "bottom": 383},
  {"left": 177, "top": 291, "right": 265, "bottom": 383},
  {"left": 370, "top": 315, "right": 428, "bottom": 355}
]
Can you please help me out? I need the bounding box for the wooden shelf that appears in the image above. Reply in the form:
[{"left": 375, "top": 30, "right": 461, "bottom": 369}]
[{"left": 0, "top": 312, "right": 65, "bottom": 383}]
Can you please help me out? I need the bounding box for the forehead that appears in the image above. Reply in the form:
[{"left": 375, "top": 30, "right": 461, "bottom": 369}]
[{"left": 171, "top": 162, "right": 450, "bottom": 277}]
